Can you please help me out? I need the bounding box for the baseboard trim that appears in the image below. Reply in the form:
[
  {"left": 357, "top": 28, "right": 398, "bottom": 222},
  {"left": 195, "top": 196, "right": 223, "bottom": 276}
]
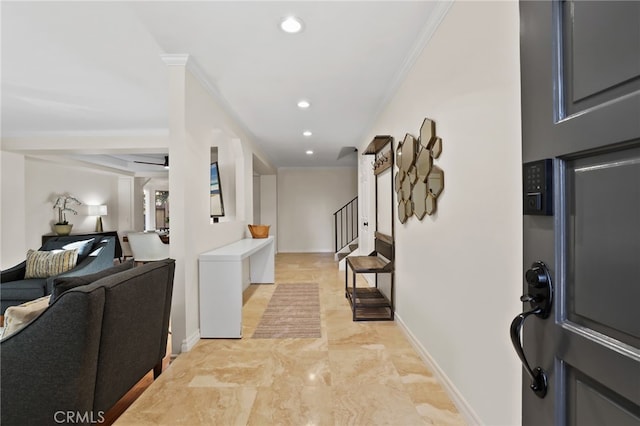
[
  {"left": 395, "top": 313, "right": 483, "bottom": 425},
  {"left": 181, "top": 329, "right": 200, "bottom": 353}
]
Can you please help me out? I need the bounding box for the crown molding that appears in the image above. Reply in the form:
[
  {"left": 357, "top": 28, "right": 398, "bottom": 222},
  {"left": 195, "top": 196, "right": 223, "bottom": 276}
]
[
  {"left": 1, "top": 128, "right": 169, "bottom": 139},
  {"left": 157, "top": 53, "right": 275, "bottom": 168},
  {"left": 159, "top": 53, "right": 254, "bottom": 140},
  {"left": 182, "top": 57, "right": 260, "bottom": 144},
  {"left": 392, "top": 1, "right": 454, "bottom": 92},
  {"left": 358, "top": 0, "right": 454, "bottom": 143},
  {"left": 1, "top": 131, "right": 169, "bottom": 155}
]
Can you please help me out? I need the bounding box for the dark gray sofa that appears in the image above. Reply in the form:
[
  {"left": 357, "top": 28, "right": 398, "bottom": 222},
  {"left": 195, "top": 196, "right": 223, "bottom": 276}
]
[
  {"left": 0, "top": 235, "right": 116, "bottom": 314},
  {"left": 0, "top": 258, "right": 175, "bottom": 426}
]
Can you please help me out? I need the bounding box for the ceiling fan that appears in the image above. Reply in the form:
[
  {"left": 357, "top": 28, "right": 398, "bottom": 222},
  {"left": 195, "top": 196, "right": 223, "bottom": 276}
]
[{"left": 134, "top": 155, "right": 169, "bottom": 169}]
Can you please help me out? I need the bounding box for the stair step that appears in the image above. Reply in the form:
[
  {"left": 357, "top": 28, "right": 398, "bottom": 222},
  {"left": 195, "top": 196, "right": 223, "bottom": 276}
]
[
  {"left": 337, "top": 252, "right": 350, "bottom": 261},
  {"left": 349, "top": 243, "right": 358, "bottom": 252}
]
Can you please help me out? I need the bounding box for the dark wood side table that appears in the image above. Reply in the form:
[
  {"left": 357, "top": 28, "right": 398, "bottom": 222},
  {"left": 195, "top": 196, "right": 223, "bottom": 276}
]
[{"left": 42, "top": 231, "right": 123, "bottom": 261}]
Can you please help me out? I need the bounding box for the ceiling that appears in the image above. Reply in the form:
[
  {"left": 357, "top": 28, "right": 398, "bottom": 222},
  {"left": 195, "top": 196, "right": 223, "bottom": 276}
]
[{"left": 1, "top": 1, "right": 446, "bottom": 171}]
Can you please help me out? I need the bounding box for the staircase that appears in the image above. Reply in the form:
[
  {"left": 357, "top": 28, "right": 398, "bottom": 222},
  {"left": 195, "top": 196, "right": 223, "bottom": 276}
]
[
  {"left": 333, "top": 197, "right": 358, "bottom": 268},
  {"left": 336, "top": 240, "right": 359, "bottom": 261}
]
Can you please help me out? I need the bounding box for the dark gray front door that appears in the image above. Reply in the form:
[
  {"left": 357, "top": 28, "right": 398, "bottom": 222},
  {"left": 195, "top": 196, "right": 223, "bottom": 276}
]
[{"left": 518, "top": 1, "right": 640, "bottom": 424}]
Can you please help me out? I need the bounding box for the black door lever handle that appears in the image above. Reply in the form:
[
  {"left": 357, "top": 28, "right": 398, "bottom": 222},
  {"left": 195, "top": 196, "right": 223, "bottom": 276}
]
[
  {"left": 510, "top": 261, "right": 553, "bottom": 399},
  {"left": 510, "top": 308, "right": 548, "bottom": 398}
]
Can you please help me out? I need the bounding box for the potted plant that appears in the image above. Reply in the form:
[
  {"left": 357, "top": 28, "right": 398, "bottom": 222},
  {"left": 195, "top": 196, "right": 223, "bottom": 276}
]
[{"left": 53, "top": 194, "right": 82, "bottom": 235}]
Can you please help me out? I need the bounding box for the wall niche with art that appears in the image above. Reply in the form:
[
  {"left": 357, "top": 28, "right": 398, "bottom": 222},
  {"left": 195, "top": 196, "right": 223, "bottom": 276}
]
[{"left": 210, "top": 147, "right": 226, "bottom": 223}]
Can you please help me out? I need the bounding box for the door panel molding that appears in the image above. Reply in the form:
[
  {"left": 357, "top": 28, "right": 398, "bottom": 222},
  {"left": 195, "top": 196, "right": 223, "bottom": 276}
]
[
  {"left": 566, "top": 367, "right": 640, "bottom": 425},
  {"left": 562, "top": 146, "right": 640, "bottom": 348},
  {"left": 556, "top": 325, "right": 640, "bottom": 413},
  {"left": 554, "top": 1, "right": 640, "bottom": 120}
]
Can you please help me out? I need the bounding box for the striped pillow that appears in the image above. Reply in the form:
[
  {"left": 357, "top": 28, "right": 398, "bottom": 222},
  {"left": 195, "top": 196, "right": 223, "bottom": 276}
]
[{"left": 24, "top": 249, "right": 79, "bottom": 279}]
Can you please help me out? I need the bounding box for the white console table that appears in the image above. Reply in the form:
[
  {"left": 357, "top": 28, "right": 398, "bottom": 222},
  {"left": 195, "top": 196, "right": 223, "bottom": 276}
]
[{"left": 198, "top": 236, "right": 275, "bottom": 338}]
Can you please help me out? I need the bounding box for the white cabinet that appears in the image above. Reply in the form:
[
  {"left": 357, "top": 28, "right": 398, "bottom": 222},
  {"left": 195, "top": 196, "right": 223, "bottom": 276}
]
[{"left": 198, "top": 236, "right": 274, "bottom": 338}]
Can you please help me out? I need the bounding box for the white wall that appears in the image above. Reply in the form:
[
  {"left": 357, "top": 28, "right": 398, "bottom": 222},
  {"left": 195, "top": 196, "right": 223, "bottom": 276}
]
[
  {"left": 253, "top": 175, "right": 261, "bottom": 224},
  {"left": 260, "top": 175, "right": 277, "bottom": 250},
  {"left": 1, "top": 155, "right": 120, "bottom": 268},
  {"left": 278, "top": 167, "right": 357, "bottom": 252},
  {"left": 0, "top": 151, "right": 26, "bottom": 268},
  {"left": 23, "top": 158, "right": 119, "bottom": 252},
  {"left": 133, "top": 177, "right": 147, "bottom": 231},
  {"left": 360, "top": 2, "right": 523, "bottom": 425}
]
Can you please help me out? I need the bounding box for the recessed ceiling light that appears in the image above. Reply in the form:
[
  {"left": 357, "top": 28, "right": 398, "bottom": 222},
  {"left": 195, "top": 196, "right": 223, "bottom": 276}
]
[
  {"left": 303, "top": 130, "right": 312, "bottom": 137},
  {"left": 297, "top": 100, "right": 310, "bottom": 109},
  {"left": 280, "top": 16, "right": 304, "bottom": 34},
  {"left": 306, "top": 150, "right": 314, "bottom": 155}
]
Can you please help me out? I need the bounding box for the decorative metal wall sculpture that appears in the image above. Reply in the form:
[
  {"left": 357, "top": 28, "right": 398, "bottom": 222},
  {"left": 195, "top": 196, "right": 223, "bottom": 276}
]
[{"left": 395, "top": 118, "right": 444, "bottom": 223}]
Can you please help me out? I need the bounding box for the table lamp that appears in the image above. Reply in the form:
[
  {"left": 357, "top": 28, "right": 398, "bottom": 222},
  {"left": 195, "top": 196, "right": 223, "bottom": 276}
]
[{"left": 88, "top": 205, "right": 108, "bottom": 232}]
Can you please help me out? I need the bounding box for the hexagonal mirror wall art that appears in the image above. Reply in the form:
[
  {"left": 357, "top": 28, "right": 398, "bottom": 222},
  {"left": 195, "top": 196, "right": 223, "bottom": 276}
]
[
  {"left": 395, "top": 171, "right": 403, "bottom": 193},
  {"left": 401, "top": 174, "right": 413, "bottom": 201},
  {"left": 427, "top": 166, "right": 444, "bottom": 198},
  {"left": 429, "top": 137, "right": 443, "bottom": 159},
  {"left": 405, "top": 197, "right": 414, "bottom": 218},
  {"left": 407, "top": 165, "right": 418, "bottom": 185},
  {"left": 420, "top": 118, "right": 437, "bottom": 148},
  {"left": 412, "top": 180, "right": 428, "bottom": 220},
  {"left": 394, "top": 117, "right": 444, "bottom": 221},
  {"left": 415, "top": 147, "right": 433, "bottom": 182},
  {"left": 396, "top": 141, "right": 403, "bottom": 170},
  {"left": 426, "top": 193, "right": 437, "bottom": 215},
  {"left": 400, "top": 133, "right": 417, "bottom": 173},
  {"left": 398, "top": 199, "right": 408, "bottom": 224}
]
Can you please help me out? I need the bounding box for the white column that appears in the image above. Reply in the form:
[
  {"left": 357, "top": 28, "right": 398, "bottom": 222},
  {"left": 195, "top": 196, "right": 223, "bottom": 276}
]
[
  {"left": 117, "top": 177, "right": 134, "bottom": 233},
  {"left": 162, "top": 53, "right": 190, "bottom": 354}
]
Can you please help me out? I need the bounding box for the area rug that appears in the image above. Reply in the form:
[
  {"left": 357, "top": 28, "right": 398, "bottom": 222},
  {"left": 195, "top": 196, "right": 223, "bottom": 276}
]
[{"left": 252, "top": 283, "right": 321, "bottom": 339}]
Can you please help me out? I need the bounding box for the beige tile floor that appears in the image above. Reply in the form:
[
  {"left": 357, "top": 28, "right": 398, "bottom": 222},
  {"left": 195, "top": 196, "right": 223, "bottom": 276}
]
[{"left": 115, "top": 253, "right": 465, "bottom": 426}]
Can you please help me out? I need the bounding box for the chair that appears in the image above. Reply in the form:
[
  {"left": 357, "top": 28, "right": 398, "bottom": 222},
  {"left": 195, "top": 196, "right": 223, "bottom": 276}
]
[
  {"left": 126, "top": 232, "right": 170, "bottom": 263},
  {"left": 0, "top": 236, "right": 116, "bottom": 314},
  {"left": 119, "top": 230, "right": 136, "bottom": 261}
]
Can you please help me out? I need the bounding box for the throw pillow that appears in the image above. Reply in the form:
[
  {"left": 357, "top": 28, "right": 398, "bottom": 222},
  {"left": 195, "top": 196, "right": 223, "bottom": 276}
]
[
  {"left": 1, "top": 295, "right": 51, "bottom": 339},
  {"left": 49, "top": 259, "right": 135, "bottom": 303},
  {"left": 24, "top": 248, "right": 79, "bottom": 279},
  {"left": 45, "top": 238, "right": 95, "bottom": 262},
  {"left": 61, "top": 238, "right": 95, "bottom": 260}
]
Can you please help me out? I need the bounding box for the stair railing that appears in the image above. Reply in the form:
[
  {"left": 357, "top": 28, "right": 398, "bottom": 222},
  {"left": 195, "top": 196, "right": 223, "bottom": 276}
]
[{"left": 333, "top": 196, "right": 358, "bottom": 253}]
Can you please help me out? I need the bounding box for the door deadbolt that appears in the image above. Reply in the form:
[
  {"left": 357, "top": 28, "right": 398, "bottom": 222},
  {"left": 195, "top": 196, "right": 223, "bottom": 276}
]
[{"left": 524, "top": 261, "right": 553, "bottom": 318}]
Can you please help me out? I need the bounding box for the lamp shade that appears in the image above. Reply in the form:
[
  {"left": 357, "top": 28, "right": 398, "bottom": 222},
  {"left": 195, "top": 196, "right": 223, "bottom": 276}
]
[{"left": 88, "top": 205, "right": 108, "bottom": 216}]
